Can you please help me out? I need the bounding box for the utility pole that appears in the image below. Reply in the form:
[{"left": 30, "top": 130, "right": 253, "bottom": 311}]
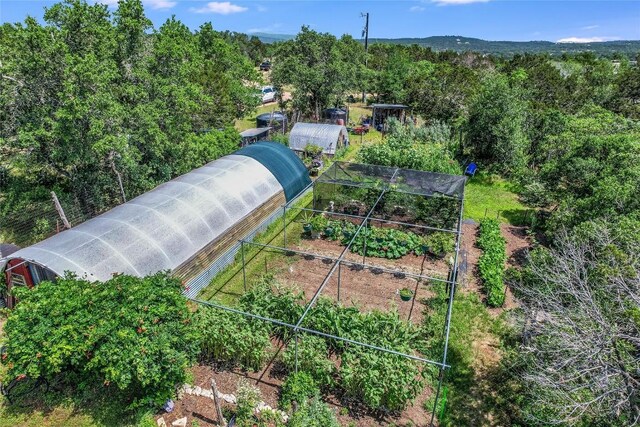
[{"left": 361, "top": 12, "right": 369, "bottom": 103}]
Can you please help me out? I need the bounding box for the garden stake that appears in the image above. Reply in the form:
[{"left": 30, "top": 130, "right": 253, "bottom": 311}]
[
  {"left": 211, "top": 379, "right": 226, "bottom": 427},
  {"left": 241, "top": 241, "right": 246, "bottom": 292}
]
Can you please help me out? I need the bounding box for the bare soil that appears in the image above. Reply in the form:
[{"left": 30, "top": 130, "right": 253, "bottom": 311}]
[
  {"left": 159, "top": 359, "right": 434, "bottom": 427},
  {"left": 458, "top": 222, "right": 531, "bottom": 313},
  {"left": 159, "top": 236, "right": 448, "bottom": 426}
]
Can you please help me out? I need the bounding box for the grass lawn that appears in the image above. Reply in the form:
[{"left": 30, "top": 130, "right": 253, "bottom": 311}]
[
  {"left": 464, "top": 173, "right": 533, "bottom": 225},
  {"left": 235, "top": 103, "right": 281, "bottom": 132}
]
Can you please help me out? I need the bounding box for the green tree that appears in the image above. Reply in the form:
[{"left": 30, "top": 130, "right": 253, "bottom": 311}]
[
  {"left": 271, "top": 27, "right": 364, "bottom": 118},
  {"left": 537, "top": 106, "right": 640, "bottom": 232},
  {"left": 465, "top": 73, "right": 530, "bottom": 174},
  {"left": 0, "top": 0, "right": 256, "bottom": 244}
]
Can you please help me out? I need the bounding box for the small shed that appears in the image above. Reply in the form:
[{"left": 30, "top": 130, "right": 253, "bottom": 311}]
[
  {"left": 240, "top": 127, "right": 271, "bottom": 146},
  {"left": 321, "top": 108, "right": 348, "bottom": 125},
  {"left": 289, "top": 123, "right": 349, "bottom": 156},
  {"left": 371, "top": 104, "right": 409, "bottom": 129},
  {"left": 256, "top": 111, "right": 287, "bottom": 131}
]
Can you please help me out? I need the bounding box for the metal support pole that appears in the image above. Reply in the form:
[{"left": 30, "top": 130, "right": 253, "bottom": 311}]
[
  {"left": 361, "top": 12, "right": 369, "bottom": 103},
  {"left": 429, "top": 368, "right": 446, "bottom": 426},
  {"left": 362, "top": 219, "right": 368, "bottom": 265},
  {"left": 294, "top": 331, "right": 299, "bottom": 373},
  {"left": 312, "top": 184, "right": 316, "bottom": 211},
  {"left": 337, "top": 261, "right": 342, "bottom": 302},
  {"left": 282, "top": 206, "right": 287, "bottom": 248},
  {"left": 241, "top": 241, "right": 247, "bottom": 292}
]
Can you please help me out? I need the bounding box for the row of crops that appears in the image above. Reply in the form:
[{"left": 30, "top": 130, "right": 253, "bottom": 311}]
[
  {"left": 196, "top": 275, "right": 443, "bottom": 414},
  {"left": 477, "top": 219, "right": 507, "bottom": 307},
  {"left": 301, "top": 215, "right": 456, "bottom": 260}
]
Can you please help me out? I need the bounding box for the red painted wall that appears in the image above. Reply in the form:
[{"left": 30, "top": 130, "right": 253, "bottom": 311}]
[{"left": 4, "top": 258, "right": 35, "bottom": 308}]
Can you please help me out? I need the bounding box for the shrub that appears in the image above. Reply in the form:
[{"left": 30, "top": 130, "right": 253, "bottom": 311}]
[
  {"left": 304, "top": 143, "right": 323, "bottom": 157},
  {"left": 194, "top": 306, "right": 270, "bottom": 371},
  {"left": 340, "top": 346, "right": 424, "bottom": 412},
  {"left": 477, "top": 219, "right": 507, "bottom": 307},
  {"left": 239, "top": 275, "right": 305, "bottom": 338},
  {"left": 304, "top": 298, "right": 361, "bottom": 353},
  {"left": 279, "top": 371, "right": 319, "bottom": 410},
  {"left": 357, "top": 118, "right": 461, "bottom": 175},
  {"left": 281, "top": 334, "right": 335, "bottom": 387},
  {"left": 2, "top": 273, "right": 199, "bottom": 408},
  {"left": 288, "top": 395, "right": 340, "bottom": 427},
  {"left": 235, "top": 379, "right": 262, "bottom": 427},
  {"left": 423, "top": 231, "right": 456, "bottom": 257}
]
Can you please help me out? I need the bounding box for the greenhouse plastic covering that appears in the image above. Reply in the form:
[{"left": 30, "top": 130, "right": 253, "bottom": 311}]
[
  {"left": 235, "top": 142, "right": 311, "bottom": 201},
  {"left": 318, "top": 161, "right": 466, "bottom": 199},
  {"left": 288, "top": 123, "right": 349, "bottom": 155},
  {"left": 3, "top": 145, "right": 309, "bottom": 281}
]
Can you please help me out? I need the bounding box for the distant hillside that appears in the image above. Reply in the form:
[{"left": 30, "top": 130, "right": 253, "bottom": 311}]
[
  {"left": 255, "top": 33, "right": 640, "bottom": 57},
  {"left": 251, "top": 32, "right": 294, "bottom": 43},
  {"left": 369, "top": 36, "right": 640, "bottom": 57}
]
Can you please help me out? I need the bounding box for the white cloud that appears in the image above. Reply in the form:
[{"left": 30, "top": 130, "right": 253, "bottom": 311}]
[
  {"left": 556, "top": 36, "right": 618, "bottom": 43},
  {"left": 410, "top": 5, "right": 426, "bottom": 12},
  {"left": 247, "top": 24, "right": 282, "bottom": 34},
  {"left": 431, "top": 0, "right": 490, "bottom": 5},
  {"left": 190, "top": 2, "right": 248, "bottom": 14},
  {"left": 144, "top": 0, "right": 176, "bottom": 10},
  {"left": 94, "top": 0, "right": 119, "bottom": 7},
  {"left": 257, "top": 4, "right": 268, "bottom": 12},
  {"left": 581, "top": 25, "right": 599, "bottom": 30}
]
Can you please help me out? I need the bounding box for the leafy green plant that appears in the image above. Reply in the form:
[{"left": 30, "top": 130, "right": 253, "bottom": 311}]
[
  {"left": 287, "top": 395, "right": 340, "bottom": 427},
  {"left": 399, "top": 288, "right": 413, "bottom": 301},
  {"left": 309, "top": 214, "right": 328, "bottom": 232},
  {"left": 239, "top": 275, "right": 305, "bottom": 339},
  {"left": 194, "top": 306, "right": 270, "bottom": 371},
  {"left": 279, "top": 371, "right": 319, "bottom": 410},
  {"left": 235, "top": 379, "right": 262, "bottom": 427},
  {"left": 423, "top": 232, "right": 456, "bottom": 258},
  {"left": 477, "top": 219, "right": 507, "bottom": 307},
  {"left": 281, "top": 334, "right": 335, "bottom": 387},
  {"left": 341, "top": 346, "right": 424, "bottom": 412},
  {"left": 316, "top": 220, "right": 455, "bottom": 260},
  {"left": 2, "top": 273, "right": 199, "bottom": 408},
  {"left": 358, "top": 118, "right": 461, "bottom": 175},
  {"left": 304, "top": 143, "right": 323, "bottom": 158}
]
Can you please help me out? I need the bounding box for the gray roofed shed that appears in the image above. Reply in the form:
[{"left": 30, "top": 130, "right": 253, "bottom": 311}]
[{"left": 288, "top": 123, "right": 349, "bottom": 156}]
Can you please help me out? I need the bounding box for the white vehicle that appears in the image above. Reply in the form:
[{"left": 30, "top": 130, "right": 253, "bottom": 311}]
[{"left": 261, "top": 86, "right": 276, "bottom": 103}]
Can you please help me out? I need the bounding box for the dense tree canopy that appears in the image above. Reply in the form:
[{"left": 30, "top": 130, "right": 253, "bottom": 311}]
[
  {"left": 271, "top": 27, "right": 365, "bottom": 118},
  {"left": 0, "top": 0, "right": 259, "bottom": 243}
]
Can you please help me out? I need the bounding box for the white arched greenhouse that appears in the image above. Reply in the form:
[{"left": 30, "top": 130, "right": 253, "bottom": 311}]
[
  {"left": 1, "top": 143, "right": 310, "bottom": 307},
  {"left": 288, "top": 123, "right": 349, "bottom": 156}
]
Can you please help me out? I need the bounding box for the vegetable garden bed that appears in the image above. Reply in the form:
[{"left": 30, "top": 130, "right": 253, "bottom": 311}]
[{"left": 193, "top": 161, "right": 466, "bottom": 426}]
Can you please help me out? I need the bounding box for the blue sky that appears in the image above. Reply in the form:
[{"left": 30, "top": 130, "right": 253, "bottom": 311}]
[{"left": 1, "top": 1, "right": 638, "bottom": 42}]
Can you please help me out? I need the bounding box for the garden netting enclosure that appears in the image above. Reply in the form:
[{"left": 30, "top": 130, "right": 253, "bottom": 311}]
[{"left": 193, "top": 161, "right": 466, "bottom": 425}]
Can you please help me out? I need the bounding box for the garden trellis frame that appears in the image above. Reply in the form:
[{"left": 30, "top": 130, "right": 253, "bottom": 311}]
[{"left": 189, "top": 162, "right": 466, "bottom": 426}]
